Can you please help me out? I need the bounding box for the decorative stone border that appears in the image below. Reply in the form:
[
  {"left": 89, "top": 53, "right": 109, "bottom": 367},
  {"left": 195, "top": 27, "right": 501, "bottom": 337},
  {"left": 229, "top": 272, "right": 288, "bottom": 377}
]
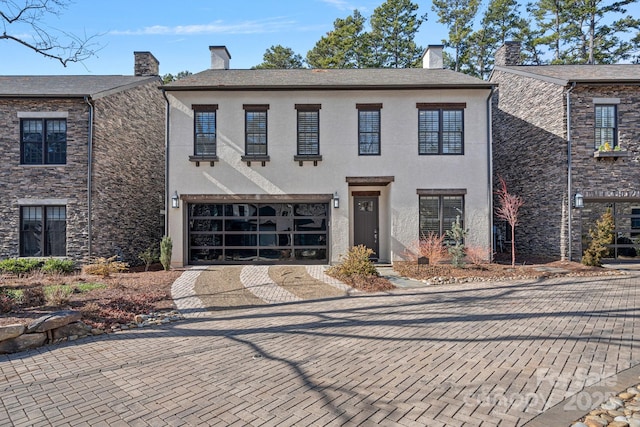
[{"left": 0, "top": 309, "right": 185, "bottom": 354}]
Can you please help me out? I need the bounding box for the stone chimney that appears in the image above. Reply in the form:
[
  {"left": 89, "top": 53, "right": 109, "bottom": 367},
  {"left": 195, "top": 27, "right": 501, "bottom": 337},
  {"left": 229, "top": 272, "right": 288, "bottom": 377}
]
[
  {"left": 494, "top": 41, "right": 521, "bottom": 67},
  {"left": 422, "top": 45, "right": 444, "bottom": 69},
  {"left": 134, "top": 51, "right": 159, "bottom": 76},
  {"left": 210, "top": 46, "right": 231, "bottom": 70}
]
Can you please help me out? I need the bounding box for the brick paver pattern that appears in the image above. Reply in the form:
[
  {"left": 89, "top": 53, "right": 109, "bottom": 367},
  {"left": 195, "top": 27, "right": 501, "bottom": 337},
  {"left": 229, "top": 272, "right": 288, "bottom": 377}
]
[
  {"left": 1, "top": 271, "right": 639, "bottom": 426},
  {"left": 240, "top": 265, "right": 302, "bottom": 304}
]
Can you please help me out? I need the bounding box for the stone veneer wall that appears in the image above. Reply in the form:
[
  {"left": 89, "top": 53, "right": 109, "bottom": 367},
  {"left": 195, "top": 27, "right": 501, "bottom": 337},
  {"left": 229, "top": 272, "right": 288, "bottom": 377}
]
[
  {"left": 491, "top": 70, "right": 570, "bottom": 259},
  {"left": 0, "top": 98, "right": 90, "bottom": 260},
  {"left": 569, "top": 85, "right": 640, "bottom": 255},
  {"left": 90, "top": 79, "right": 165, "bottom": 263}
]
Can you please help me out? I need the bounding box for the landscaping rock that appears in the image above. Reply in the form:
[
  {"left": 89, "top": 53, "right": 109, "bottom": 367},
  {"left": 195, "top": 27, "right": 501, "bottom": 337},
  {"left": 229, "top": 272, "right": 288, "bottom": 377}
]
[
  {"left": 0, "top": 324, "right": 25, "bottom": 341},
  {"left": 52, "top": 321, "right": 92, "bottom": 341},
  {"left": 26, "top": 310, "right": 82, "bottom": 333},
  {"left": 0, "top": 332, "right": 47, "bottom": 354}
]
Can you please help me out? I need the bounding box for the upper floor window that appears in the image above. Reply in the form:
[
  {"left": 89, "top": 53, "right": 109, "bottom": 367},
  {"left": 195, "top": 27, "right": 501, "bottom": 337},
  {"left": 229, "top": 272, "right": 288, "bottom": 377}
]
[
  {"left": 418, "top": 193, "right": 464, "bottom": 238},
  {"left": 296, "top": 105, "right": 320, "bottom": 156},
  {"left": 244, "top": 104, "right": 269, "bottom": 157},
  {"left": 193, "top": 105, "right": 217, "bottom": 156},
  {"left": 357, "top": 104, "right": 381, "bottom": 155},
  {"left": 21, "top": 119, "right": 67, "bottom": 165},
  {"left": 20, "top": 205, "right": 66, "bottom": 257},
  {"left": 595, "top": 105, "right": 617, "bottom": 149},
  {"left": 418, "top": 103, "right": 465, "bottom": 155}
]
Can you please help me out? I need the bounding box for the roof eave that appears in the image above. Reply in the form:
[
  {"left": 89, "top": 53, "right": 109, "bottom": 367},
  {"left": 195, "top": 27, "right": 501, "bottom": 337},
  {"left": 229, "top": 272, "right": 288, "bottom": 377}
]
[{"left": 162, "top": 83, "right": 496, "bottom": 91}]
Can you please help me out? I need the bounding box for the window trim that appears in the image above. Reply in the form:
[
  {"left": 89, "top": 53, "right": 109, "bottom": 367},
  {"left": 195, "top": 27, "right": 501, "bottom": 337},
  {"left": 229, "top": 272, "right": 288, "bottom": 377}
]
[
  {"left": 20, "top": 118, "right": 67, "bottom": 165},
  {"left": 418, "top": 193, "right": 465, "bottom": 238},
  {"left": 242, "top": 104, "right": 270, "bottom": 165},
  {"left": 19, "top": 205, "right": 66, "bottom": 257},
  {"left": 295, "top": 104, "right": 322, "bottom": 165},
  {"left": 357, "top": 103, "right": 382, "bottom": 156},
  {"left": 417, "top": 103, "right": 465, "bottom": 155},
  {"left": 594, "top": 104, "right": 618, "bottom": 149},
  {"left": 192, "top": 104, "right": 219, "bottom": 165}
]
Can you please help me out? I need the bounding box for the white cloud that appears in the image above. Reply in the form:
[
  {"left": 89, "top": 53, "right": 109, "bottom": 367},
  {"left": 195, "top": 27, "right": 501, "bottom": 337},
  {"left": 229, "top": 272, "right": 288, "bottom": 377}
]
[
  {"left": 319, "top": 0, "right": 355, "bottom": 11},
  {"left": 110, "top": 18, "right": 298, "bottom": 36}
]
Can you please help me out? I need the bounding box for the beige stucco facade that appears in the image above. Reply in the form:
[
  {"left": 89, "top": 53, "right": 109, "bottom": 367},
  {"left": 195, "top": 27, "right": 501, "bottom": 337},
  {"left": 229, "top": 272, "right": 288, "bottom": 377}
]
[{"left": 166, "top": 85, "right": 493, "bottom": 266}]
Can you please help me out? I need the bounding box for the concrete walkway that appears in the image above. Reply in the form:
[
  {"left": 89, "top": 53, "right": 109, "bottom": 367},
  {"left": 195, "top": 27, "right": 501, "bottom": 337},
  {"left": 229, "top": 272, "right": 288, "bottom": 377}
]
[{"left": 1, "top": 268, "right": 639, "bottom": 426}]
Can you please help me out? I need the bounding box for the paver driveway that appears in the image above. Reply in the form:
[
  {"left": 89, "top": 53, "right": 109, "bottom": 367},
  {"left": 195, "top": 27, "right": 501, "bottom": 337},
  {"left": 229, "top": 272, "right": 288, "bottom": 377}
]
[{"left": 1, "top": 271, "right": 639, "bottom": 426}]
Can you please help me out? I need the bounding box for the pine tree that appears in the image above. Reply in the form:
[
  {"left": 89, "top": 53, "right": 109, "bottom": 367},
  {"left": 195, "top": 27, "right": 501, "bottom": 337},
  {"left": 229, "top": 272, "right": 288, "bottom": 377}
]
[
  {"left": 432, "top": 0, "right": 480, "bottom": 72},
  {"left": 252, "top": 45, "right": 305, "bottom": 69},
  {"left": 306, "top": 10, "right": 368, "bottom": 68},
  {"left": 368, "top": 0, "right": 427, "bottom": 68}
]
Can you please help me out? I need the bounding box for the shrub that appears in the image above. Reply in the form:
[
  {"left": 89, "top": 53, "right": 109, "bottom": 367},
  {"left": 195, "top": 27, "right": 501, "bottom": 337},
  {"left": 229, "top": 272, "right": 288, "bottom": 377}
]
[
  {"left": 21, "top": 286, "right": 46, "bottom": 307},
  {"left": 0, "top": 258, "right": 43, "bottom": 275},
  {"left": 327, "top": 245, "right": 378, "bottom": 278},
  {"left": 83, "top": 256, "right": 129, "bottom": 277},
  {"left": 160, "top": 236, "right": 173, "bottom": 271},
  {"left": 44, "top": 285, "right": 73, "bottom": 307},
  {"left": 465, "top": 244, "right": 491, "bottom": 266},
  {"left": 41, "top": 258, "right": 75, "bottom": 274},
  {"left": 138, "top": 244, "right": 160, "bottom": 272},
  {"left": 0, "top": 291, "right": 14, "bottom": 313},
  {"left": 445, "top": 216, "right": 467, "bottom": 268},
  {"left": 582, "top": 209, "right": 615, "bottom": 267},
  {"left": 406, "top": 232, "right": 448, "bottom": 265}
]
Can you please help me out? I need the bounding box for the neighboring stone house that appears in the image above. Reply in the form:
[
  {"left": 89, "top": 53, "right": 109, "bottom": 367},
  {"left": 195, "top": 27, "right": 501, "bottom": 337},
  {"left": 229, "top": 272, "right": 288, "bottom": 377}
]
[
  {"left": 163, "top": 45, "right": 495, "bottom": 266},
  {"left": 0, "top": 52, "right": 165, "bottom": 264},
  {"left": 490, "top": 42, "right": 640, "bottom": 261}
]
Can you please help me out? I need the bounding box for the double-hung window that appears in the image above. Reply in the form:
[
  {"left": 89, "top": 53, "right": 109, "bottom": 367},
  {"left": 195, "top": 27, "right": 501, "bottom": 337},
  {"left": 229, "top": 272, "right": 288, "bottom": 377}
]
[
  {"left": 244, "top": 104, "right": 269, "bottom": 157},
  {"left": 21, "top": 118, "right": 67, "bottom": 164},
  {"left": 296, "top": 105, "right": 320, "bottom": 156},
  {"left": 193, "top": 105, "right": 218, "bottom": 157},
  {"left": 20, "top": 206, "right": 66, "bottom": 256},
  {"left": 357, "top": 104, "right": 381, "bottom": 155},
  {"left": 418, "top": 191, "right": 465, "bottom": 238},
  {"left": 417, "top": 103, "right": 465, "bottom": 155},
  {"left": 595, "top": 105, "right": 617, "bottom": 149}
]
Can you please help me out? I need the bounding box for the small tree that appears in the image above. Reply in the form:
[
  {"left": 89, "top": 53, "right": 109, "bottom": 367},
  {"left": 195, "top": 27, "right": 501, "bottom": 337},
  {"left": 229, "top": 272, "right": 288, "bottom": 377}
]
[
  {"left": 495, "top": 175, "right": 524, "bottom": 267},
  {"left": 138, "top": 244, "right": 160, "bottom": 272},
  {"left": 160, "top": 236, "right": 172, "bottom": 271},
  {"left": 445, "top": 215, "right": 467, "bottom": 268},
  {"left": 582, "top": 209, "right": 615, "bottom": 267}
]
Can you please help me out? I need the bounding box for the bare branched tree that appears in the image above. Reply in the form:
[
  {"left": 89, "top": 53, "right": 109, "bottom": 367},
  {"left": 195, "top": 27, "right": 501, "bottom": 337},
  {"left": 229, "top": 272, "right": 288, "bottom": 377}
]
[
  {"left": 1, "top": 0, "right": 100, "bottom": 67},
  {"left": 495, "top": 175, "right": 524, "bottom": 267}
]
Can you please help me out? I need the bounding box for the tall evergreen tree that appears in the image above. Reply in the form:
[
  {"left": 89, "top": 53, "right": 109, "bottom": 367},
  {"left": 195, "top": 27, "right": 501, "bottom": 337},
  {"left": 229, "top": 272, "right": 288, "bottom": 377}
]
[
  {"left": 252, "top": 45, "right": 305, "bottom": 69},
  {"left": 432, "top": 0, "right": 481, "bottom": 72},
  {"left": 306, "top": 10, "right": 368, "bottom": 68},
  {"left": 561, "top": 0, "right": 640, "bottom": 64},
  {"left": 528, "top": 0, "right": 569, "bottom": 63},
  {"left": 368, "top": 0, "right": 427, "bottom": 68}
]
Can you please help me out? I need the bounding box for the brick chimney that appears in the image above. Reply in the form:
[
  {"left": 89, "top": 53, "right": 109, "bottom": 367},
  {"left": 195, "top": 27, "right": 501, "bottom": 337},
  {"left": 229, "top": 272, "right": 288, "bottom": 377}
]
[
  {"left": 134, "top": 51, "right": 159, "bottom": 76},
  {"left": 210, "top": 46, "right": 231, "bottom": 70},
  {"left": 422, "top": 45, "right": 444, "bottom": 69},
  {"left": 494, "top": 41, "right": 521, "bottom": 66}
]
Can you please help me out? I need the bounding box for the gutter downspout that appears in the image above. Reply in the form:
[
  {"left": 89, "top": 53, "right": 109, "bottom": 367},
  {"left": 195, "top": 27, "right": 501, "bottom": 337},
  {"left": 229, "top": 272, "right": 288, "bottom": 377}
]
[
  {"left": 162, "top": 89, "right": 170, "bottom": 236},
  {"left": 486, "top": 86, "right": 495, "bottom": 260},
  {"left": 84, "top": 96, "right": 94, "bottom": 259},
  {"left": 566, "top": 82, "right": 576, "bottom": 261}
]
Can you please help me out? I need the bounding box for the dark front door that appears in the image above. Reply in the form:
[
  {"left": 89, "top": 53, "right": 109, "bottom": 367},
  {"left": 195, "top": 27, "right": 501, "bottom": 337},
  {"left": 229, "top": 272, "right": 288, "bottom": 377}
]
[{"left": 354, "top": 197, "right": 379, "bottom": 259}]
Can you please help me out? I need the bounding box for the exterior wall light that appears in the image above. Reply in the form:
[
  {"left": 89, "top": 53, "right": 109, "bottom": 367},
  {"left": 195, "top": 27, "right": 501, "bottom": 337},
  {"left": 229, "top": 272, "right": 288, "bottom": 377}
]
[
  {"left": 171, "top": 191, "right": 180, "bottom": 209},
  {"left": 333, "top": 192, "right": 340, "bottom": 209},
  {"left": 574, "top": 192, "right": 584, "bottom": 209}
]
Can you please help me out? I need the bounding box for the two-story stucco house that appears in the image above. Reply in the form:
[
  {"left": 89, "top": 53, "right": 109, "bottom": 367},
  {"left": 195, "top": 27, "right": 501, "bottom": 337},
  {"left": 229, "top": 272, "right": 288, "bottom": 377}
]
[
  {"left": 163, "top": 45, "right": 495, "bottom": 267},
  {"left": 0, "top": 52, "right": 165, "bottom": 264},
  {"left": 491, "top": 42, "right": 640, "bottom": 261}
]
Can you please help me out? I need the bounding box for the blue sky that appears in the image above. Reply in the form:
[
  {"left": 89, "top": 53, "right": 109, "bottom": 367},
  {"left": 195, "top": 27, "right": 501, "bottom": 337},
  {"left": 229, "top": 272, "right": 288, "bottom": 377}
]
[
  {"left": 3, "top": 0, "right": 432, "bottom": 75},
  {"left": 2, "top": 0, "right": 639, "bottom": 76}
]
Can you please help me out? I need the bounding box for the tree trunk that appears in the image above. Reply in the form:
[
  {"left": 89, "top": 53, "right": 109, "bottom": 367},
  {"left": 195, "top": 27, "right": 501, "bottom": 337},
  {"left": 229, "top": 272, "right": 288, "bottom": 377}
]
[{"left": 511, "top": 225, "right": 516, "bottom": 267}]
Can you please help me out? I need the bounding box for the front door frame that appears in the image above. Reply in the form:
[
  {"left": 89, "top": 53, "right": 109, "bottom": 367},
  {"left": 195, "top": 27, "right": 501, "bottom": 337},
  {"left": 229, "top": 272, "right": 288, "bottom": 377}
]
[{"left": 353, "top": 192, "right": 380, "bottom": 260}]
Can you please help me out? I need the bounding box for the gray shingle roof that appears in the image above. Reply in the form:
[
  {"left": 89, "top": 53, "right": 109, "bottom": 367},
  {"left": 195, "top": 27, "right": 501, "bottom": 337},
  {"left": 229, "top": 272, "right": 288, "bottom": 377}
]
[
  {"left": 0, "top": 75, "right": 160, "bottom": 98},
  {"left": 494, "top": 64, "right": 640, "bottom": 85},
  {"left": 163, "top": 68, "right": 493, "bottom": 90}
]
